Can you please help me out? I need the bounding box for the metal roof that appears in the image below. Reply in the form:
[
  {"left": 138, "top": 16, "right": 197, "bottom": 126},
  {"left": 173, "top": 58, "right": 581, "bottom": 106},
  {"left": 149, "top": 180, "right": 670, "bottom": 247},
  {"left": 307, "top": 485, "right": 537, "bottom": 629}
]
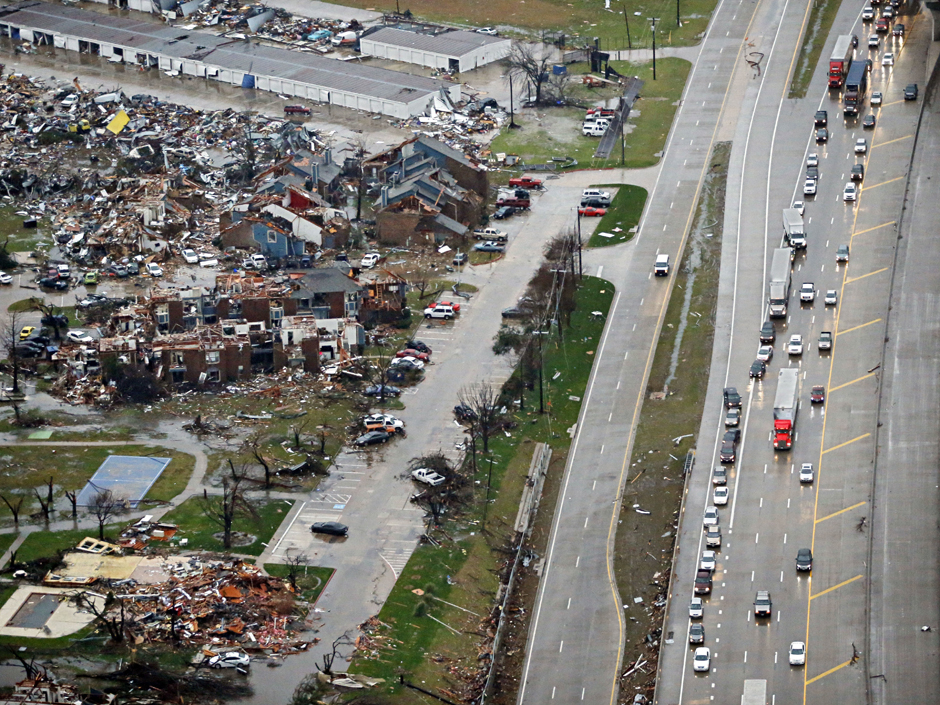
[
  {"left": 0, "top": 2, "right": 448, "bottom": 104},
  {"left": 362, "top": 27, "right": 509, "bottom": 58}
]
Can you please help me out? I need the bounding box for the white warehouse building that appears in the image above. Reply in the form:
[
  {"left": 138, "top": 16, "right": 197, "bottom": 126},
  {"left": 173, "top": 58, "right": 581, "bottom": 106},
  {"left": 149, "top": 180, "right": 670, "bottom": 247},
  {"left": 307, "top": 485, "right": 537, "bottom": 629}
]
[
  {"left": 0, "top": 1, "right": 458, "bottom": 118},
  {"left": 359, "top": 27, "right": 511, "bottom": 73}
]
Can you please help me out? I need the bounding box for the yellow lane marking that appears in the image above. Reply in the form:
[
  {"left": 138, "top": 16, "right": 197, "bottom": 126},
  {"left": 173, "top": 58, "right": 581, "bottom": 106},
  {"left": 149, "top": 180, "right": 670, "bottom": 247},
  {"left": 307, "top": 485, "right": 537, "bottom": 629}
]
[
  {"left": 861, "top": 176, "right": 904, "bottom": 192},
  {"left": 805, "top": 659, "right": 854, "bottom": 686},
  {"left": 852, "top": 221, "right": 895, "bottom": 237},
  {"left": 837, "top": 318, "right": 882, "bottom": 336},
  {"left": 829, "top": 373, "right": 875, "bottom": 393},
  {"left": 815, "top": 501, "right": 868, "bottom": 524},
  {"left": 872, "top": 134, "right": 914, "bottom": 149},
  {"left": 811, "top": 574, "right": 863, "bottom": 601},
  {"left": 822, "top": 433, "right": 871, "bottom": 455},
  {"left": 881, "top": 99, "right": 905, "bottom": 107},
  {"left": 845, "top": 268, "right": 888, "bottom": 284}
]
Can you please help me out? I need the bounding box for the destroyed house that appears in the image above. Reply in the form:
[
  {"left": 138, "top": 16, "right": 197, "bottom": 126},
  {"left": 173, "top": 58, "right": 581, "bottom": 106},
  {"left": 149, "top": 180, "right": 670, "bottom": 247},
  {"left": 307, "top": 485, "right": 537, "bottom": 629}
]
[
  {"left": 375, "top": 169, "right": 478, "bottom": 245},
  {"left": 285, "top": 149, "right": 343, "bottom": 199},
  {"left": 226, "top": 211, "right": 305, "bottom": 261},
  {"left": 151, "top": 329, "right": 252, "bottom": 385},
  {"left": 216, "top": 274, "right": 298, "bottom": 328},
  {"left": 292, "top": 269, "right": 363, "bottom": 319},
  {"left": 364, "top": 135, "right": 488, "bottom": 198},
  {"left": 274, "top": 315, "right": 321, "bottom": 372}
]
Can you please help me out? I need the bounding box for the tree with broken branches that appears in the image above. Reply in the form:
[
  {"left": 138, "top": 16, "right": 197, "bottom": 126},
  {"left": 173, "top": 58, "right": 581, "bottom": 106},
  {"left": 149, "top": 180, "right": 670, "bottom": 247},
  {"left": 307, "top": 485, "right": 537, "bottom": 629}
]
[
  {"left": 197, "top": 462, "right": 258, "bottom": 549},
  {"left": 457, "top": 382, "right": 502, "bottom": 454},
  {"left": 283, "top": 550, "right": 309, "bottom": 592},
  {"left": 0, "top": 494, "right": 24, "bottom": 527},
  {"left": 28, "top": 297, "right": 67, "bottom": 341},
  {"left": 245, "top": 435, "right": 275, "bottom": 489},
  {"left": 71, "top": 591, "right": 130, "bottom": 643},
  {"left": 506, "top": 41, "right": 556, "bottom": 106},
  {"left": 90, "top": 488, "right": 120, "bottom": 539},
  {"left": 0, "top": 309, "right": 27, "bottom": 396}
]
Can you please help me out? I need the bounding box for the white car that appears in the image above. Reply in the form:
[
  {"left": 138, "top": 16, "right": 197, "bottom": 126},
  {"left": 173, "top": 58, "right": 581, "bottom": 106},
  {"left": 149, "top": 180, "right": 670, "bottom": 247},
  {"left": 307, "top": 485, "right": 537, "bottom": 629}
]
[
  {"left": 803, "top": 179, "right": 817, "bottom": 196},
  {"left": 693, "top": 647, "right": 711, "bottom": 672},
  {"left": 66, "top": 331, "right": 94, "bottom": 344},
  {"left": 792, "top": 200, "right": 804, "bottom": 215},
  {"left": 699, "top": 550, "right": 717, "bottom": 572},
  {"left": 882, "top": 6, "right": 894, "bottom": 18},
  {"left": 788, "top": 334, "right": 804, "bottom": 355},
  {"left": 724, "top": 408, "right": 740, "bottom": 427},
  {"left": 703, "top": 506, "right": 719, "bottom": 528},
  {"left": 390, "top": 355, "right": 425, "bottom": 369},
  {"left": 689, "top": 596, "right": 704, "bottom": 619},
  {"left": 146, "top": 262, "right": 163, "bottom": 277},
  {"left": 713, "top": 485, "right": 729, "bottom": 505},
  {"left": 181, "top": 248, "right": 199, "bottom": 264},
  {"left": 855, "top": 138, "right": 868, "bottom": 154},
  {"left": 844, "top": 182, "right": 858, "bottom": 202},
  {"left": 361, "top": 252, "right": 381, "bottom": 268},
  {"left": 363, "top": 413, "right": 404, "bottom": 430},
  {"left": 789, "top": 641, "right": 806, "bottom": 666},
  {"left": 862, "top": 6, "right": 874, "bottom": 20},
  {"left": 757, "top": 345, "right": 774, "bottom": 362},
  {"left": 476, "top": 26, "right": 499, "bottom": 35},
  {"left": 869, "top": 34, "right": 879, "bottom": 48},
  {"left": 713, "top": 485, "right": 730, "bottom": 505},
  {"left": 872, "top": 91, "right": 883, "bottom": 106},
  {"left": 0, "top": 272, "right": 11, "bottom": 285},
  {"left": 882, "top": 52, "right": 894, "bottom": 66},
  {"left": 800, "top": 282, "right": 815, "bottom": 302},
  {"left": 825, "top": 289, "right": 838, "bottom": 306},
  {"left": 800, "top": 463, "right": 815, "bottom": 483},
  {"left": 207, "top": 652, "right": 250, "bottom": 669},
  {"left": 424, "top": 304, "right": 455, "bottom": 320},
  {"left": 806, "top": 153, "right": 818, "bottom": 167}
]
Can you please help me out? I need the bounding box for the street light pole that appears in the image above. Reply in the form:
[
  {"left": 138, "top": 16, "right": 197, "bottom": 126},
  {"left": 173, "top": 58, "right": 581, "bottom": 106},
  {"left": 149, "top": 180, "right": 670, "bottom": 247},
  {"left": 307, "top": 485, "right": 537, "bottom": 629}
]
[
  {"left": 621, "top": 2, "right": 632, "bottom": 50},
  {"left": 677, "top": 0, "right": 681, "bottom": 27}
]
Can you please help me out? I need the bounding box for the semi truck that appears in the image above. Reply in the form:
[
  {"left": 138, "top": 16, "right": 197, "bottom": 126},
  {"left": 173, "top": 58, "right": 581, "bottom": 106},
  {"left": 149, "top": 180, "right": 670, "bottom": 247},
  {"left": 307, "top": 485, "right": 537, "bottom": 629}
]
[
  {"left": 773, "top": 367, "right": 800, "bottom": 450},
  {"left": 782, "top": 208, "right": 806, "bottom": 249},
  {"left": 768, "top": 247, "right": 792, "bottom": 318},
  {"left": 828, "top": 35, "right": 855, "bottom": 88},
  {"left": 844, "top": 61, "right": 868, "bottom": 115}
]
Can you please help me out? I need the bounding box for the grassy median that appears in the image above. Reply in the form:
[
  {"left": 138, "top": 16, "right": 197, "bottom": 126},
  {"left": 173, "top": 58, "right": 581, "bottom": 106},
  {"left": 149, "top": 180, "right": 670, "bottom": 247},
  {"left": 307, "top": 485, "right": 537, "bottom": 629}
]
[{"left": 790, "top": 0, "right": 845, "bottom": 98}]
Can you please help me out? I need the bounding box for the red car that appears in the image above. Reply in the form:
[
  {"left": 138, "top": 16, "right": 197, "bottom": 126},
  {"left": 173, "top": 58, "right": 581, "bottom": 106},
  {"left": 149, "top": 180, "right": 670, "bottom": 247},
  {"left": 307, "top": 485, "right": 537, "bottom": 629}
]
[
  {"left": 508, "top": 176, "right": 543, "bottom": 189},
  {"left": 284, "top": 105, "right": 311, "bottom": 115},
  {"left": 810, "top": 385, "right": 825, "bottom": 403},
  {"left": 875, "top": 18, "right": 888, "bottom": 32},
  {"left": 396, "top": 349, "right": 430, "bottom": 361},
  {"left": 578, "top": 206, "right": 607, "bottom": 217},
  {"left": 429, "top": 300, "right": 460, "bottom": 312}
]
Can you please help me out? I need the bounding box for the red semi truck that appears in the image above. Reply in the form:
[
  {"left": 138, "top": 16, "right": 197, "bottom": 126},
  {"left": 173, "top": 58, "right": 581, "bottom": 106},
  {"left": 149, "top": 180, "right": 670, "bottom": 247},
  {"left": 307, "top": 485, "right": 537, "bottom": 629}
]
[
  {"left": 828, "top": 35, "right": 854, "bottom": 88},
  {"left": 773, "top": 368, "right": 800, "bottom": 450}
]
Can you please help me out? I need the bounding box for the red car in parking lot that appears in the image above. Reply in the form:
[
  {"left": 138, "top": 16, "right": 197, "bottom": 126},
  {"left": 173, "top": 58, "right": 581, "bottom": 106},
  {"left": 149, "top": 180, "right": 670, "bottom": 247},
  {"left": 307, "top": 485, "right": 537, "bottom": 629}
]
[
  {"left": 396, "top": 349, "right": 430, "bottom": 361},
  {"left": 429, "top": 299, "right": 460, "bottom": 313},
  {"left": 578, "top": 206, "right": 607, "bottom": 217}
]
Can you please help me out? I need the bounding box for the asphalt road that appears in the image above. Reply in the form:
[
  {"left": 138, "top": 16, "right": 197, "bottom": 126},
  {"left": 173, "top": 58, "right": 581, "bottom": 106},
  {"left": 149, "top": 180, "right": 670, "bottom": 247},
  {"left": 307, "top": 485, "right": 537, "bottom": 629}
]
[{"left": 655, "top": 2, "right": 934, "bottom": 705}]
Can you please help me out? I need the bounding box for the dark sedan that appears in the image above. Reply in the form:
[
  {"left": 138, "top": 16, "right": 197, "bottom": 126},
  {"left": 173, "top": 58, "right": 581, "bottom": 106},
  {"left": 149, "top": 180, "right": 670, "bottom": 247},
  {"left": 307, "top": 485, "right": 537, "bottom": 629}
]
[
  {"left": 760, "top": 321, "right": 776, "bottom": 343},
  {"left": 363, "top": 385, "right": 401, "bottom": 397},
  {"left": 862, "top": 114, "right": 876, "bottom": 129},
  {"left": 38, "top": 277, "right": 68, "bottom": 290},
  {"left": 719, "top": 429, "right": 741, "bottom": 463},
  {"left": 354, "top": 430, "right": 393, "bottom": 446},
  {"left": 493, "top": 206, "right": 518, "bottom": 220},
  {"left": 311, "top": 521, "right": 348, "bottom": 537},
  {"left": 407, "top": 340, "right": 432, "bottom": 354},
  {"left": 796, "top": 548, "right": 813, "bottom": 571},
  {"left": 749, "top": 359, "right": 766, "bottom": 378},
  {"left": 815, "top": 127, "right": 829, "bottom": 143},
  {"left": 501, "top": 306, "right": 528, "bottom": 319}
]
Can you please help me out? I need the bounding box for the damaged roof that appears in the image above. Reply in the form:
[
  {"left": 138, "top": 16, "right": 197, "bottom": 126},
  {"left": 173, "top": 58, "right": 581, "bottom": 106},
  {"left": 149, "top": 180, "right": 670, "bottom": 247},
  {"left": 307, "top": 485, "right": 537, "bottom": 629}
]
[{"left": 292, "top": 268, "right": 362, "bottom": 295}]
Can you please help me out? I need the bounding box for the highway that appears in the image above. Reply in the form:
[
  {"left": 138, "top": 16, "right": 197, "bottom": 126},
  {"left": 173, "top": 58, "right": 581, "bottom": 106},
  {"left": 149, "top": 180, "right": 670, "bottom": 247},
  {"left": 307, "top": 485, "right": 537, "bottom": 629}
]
[{"left": 655, "top": 1, "right": 934, "bottom": 704}]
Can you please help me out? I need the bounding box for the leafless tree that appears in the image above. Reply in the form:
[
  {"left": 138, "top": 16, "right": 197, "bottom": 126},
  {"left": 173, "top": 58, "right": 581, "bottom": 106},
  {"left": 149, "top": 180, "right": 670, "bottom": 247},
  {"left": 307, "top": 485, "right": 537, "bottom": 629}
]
[
  {"left": 33, "top": 489, "right": 51, "bottom": 522},
  {"left": 246, "top": 436, "right": 274, "bottom": 489},
  {"left": 457, "top": 383, "right": 502, "bottom": 454},
  {"left": 507, "top": 41, "right": 556, "bottom": 106},
  {"left": 0, "top": 309, "right": 27, "bottom": 395},
  {"left": 64, "top": 489, "right": 78, "bottom": 519},
  {"left": 0, "top": 494, "right": 24, "bottom": 527},
  {"left": 198, "top": 461, "right": 258, "bottom": 549},
  {"left": 355, "top": 347, "right": 397, "bottom": 402},
  {"left": 283, "top": 551, "right": 309, "bottom": 591},
  {"left": 28, "top": 297, "right": 67, "bottom": 341},
  {"left": 317, "top": 632, "right": 355, "bottom": 675},
  {"left": 90, "top": 488, "right": 120, "bottom": 540},
  {"left": 71, "top": 591, "right": 130, "bottom": 643}
]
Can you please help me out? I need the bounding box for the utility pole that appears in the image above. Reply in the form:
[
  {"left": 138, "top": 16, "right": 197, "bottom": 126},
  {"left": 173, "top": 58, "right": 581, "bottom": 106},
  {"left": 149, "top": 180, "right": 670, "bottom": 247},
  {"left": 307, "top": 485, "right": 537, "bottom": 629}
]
[
  {"left": 649, "top": 17, "right": 659, "bottom": 80},
  {"left": 622, "top": 2, "right": 632, "bottom": 50},
  {"left": 677, "top": 0, "right": 681, "bottom": 27},
  {"left": 576, "top": 211, "right": 583, "bottom": 277},
  {"left": 509, "top": 74, "right": 518, "bottom": 128}
]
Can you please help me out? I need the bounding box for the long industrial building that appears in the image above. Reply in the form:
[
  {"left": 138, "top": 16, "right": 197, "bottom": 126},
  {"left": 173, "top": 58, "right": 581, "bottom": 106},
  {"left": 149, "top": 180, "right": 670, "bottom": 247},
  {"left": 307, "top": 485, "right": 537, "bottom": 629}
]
[
  {"left": 359, "top": 27, "right": 510, "bottom": 73},
  {"left": 0, "top": 1, "right": 458, "bottom": 118}
]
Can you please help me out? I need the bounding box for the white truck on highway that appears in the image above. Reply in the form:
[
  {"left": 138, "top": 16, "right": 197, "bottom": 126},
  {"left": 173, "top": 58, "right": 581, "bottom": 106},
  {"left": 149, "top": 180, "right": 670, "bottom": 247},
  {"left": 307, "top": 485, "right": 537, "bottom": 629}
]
[
  {"left": 782, "top": 208, "right": 806, "bottom": 249},
  {"left": 742, "top": 679, "right": 767, "bottom": 705},
  {"left": 768, "top": 247, "right": 792, "bottom": 318}
]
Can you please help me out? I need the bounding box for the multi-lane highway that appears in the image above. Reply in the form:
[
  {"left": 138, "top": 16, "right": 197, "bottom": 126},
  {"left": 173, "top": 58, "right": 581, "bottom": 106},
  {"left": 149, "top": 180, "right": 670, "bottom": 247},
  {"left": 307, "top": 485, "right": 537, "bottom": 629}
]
[{"left": 656, "top": 2, "right": 933, "bottom": 704}]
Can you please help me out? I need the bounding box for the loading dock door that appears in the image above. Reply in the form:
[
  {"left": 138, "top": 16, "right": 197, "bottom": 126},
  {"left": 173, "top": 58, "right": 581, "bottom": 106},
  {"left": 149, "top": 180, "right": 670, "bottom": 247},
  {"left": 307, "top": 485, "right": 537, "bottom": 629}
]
[{"left": 242, "top": 74, "right": 255, "bottom": 89}]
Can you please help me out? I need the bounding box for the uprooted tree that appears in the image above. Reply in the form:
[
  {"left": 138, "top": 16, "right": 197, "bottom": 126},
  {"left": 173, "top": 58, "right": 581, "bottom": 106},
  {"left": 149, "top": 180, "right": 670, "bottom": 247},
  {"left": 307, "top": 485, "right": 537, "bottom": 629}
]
[
  {"left": 197, "top": 462, "right": 258, "bottom": 549},
  {"left": 406, "top": 452, "right": 471, "bottom": 531},
  {"left": 71, "top": 590, "right": 131, "bottom": 643}
]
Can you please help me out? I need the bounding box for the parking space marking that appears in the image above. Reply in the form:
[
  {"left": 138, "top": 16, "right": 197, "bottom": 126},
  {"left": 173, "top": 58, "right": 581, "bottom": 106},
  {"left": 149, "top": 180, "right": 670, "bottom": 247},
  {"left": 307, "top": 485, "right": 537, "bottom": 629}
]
[
  {"left": 821, "top": 432, "right": 870, "bottom": 455},
  {"left": 805, "top": 659, "right": 853, "bottom": 686},
  {"left": 845, "top": 267, "right": 888, "bottom": 284},
  {"left": 836, "top": 318, "right": 882, "bottom": 336},
  {"left": 815, "top": 500, "right": 867, "bottom": 525}
]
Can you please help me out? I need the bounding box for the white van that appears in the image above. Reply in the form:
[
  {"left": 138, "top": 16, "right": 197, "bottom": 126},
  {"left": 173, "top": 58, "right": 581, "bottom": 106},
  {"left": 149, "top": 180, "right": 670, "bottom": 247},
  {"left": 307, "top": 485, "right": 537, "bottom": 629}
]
[
  {"left": 582, "top": 123, "right": 608, "bottom": 137},
  {"left": 582, "top": 188, "right": 611, "bottom": 200},
  {"left": 654, "top": 254, "right": 670, "bottom": 276}
]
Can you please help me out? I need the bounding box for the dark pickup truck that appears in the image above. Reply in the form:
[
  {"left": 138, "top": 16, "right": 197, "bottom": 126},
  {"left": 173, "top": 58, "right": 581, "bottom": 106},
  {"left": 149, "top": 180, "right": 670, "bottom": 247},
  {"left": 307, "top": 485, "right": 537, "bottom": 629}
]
[{"left": 496, "top": 197, "right": 530, "bottom": 209}]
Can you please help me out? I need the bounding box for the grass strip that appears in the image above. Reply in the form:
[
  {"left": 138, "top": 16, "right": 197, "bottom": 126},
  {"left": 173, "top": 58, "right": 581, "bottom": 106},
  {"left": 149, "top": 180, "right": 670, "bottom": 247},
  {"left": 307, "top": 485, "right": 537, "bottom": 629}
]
[
  {"left": 263, "top": 563, "right": 335, "bottom": 604},
  {"left": 15, "top": 524, "right": 126, "bottom": 563},
  {"left": 160, "top": 497, "right": 292, "bottom": 556},
  {"left": 612, "top": 141, "right": 730, "bottom": 691},
  {"left": 789, "top": 0, "right": 845, "bottom": 98},
  {"left": 587, "top": 184, "right": 649, "bottom": 247}
]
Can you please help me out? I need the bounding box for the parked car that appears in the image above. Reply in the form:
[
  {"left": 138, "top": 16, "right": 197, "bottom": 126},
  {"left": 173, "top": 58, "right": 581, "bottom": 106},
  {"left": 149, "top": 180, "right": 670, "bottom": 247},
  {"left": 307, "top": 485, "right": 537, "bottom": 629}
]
[
  {"left": 578, "top": 206, "right": 607, "bottom": 217},
  {"left": 363, "top": 385, "right": 401, "bottom": 397},
  {"left": 283, "top": 105, "right": 312, "bottom": 115},
  {"left": 476, "top": 26, "right": 499, "bottom": 35},
  {"left": 354, "top": 430, "right": 393, "bottom": 446},
  {"left": 146, "top": 262, "right": 163, "bottom": 277},
  {"left": 41, "top": 314, "right": 68, "bottom": 328},
  {"left": 207, "top": 652, "right": 250, "bottom": 669},
  {"left": 396, "top": 349, "right": 430, "bottom": 362},
  {"left": 429, "top": 299, "right": 460, "bottom": 313},
  {"left": 361, "top": 252, "right": 381, "bottom": 268},
  {"left": 310, "top": 521, "right": 348, "bottom": 536},
  {"left": 18, "top": 326, "right": 35, "bottom": 341},
  {"left": 105, "top": 264, "right": 129, "bottom": 278},
  {"left": 474, "top": 241, "right": 505, "bottom": 253},
  {"left": 407, "top": 340, "right": 432, "bottom": 354},
  {"left": 390, "top": 356, "right": 425, "bottom": 370},
  {"left": 454, "top": 404, "right": 478, "bottom": 422},
  {"left": 796, "top": 547, "right": 813, "bottom": 571},
  {"left": 424, "top": 304, "right": 456, "bottom": 320},
  {"left": 452, "top": 252, "right": 468, "bottom": 266},
  {"left": 83, "top": 271, "right": 98, "bottom": 286},
  {"left": 412, "top": 468, "right": 446, "bottom": 486},
  {"left": 501, "top": 306, "right": 527, "bottom": 319},
  {"left": 0, "top": 272, "right": 11, "bottom": 285},
  {"left": 508, "top": 176, "right": 542, "bottom": 189},
  {"left": 66, "top": 331, "right": 94, "bottom": 344},
  {"left": 39, "top": 277, "right": 68, "bottom": 290},
  {"left": 181, "top": 248, "right": 199, "bottom": 264},
  {"left": 493, "top": 206, "right": 519, "bottom": 220}
]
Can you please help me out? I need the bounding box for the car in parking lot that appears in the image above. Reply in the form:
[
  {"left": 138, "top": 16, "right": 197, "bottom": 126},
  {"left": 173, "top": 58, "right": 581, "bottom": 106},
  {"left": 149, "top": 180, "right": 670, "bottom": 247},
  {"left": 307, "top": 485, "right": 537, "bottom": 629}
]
[
  {"left": 689, "top": 623, "right": 705, "bottom": 644},
  {"left": 412, "top": 468, "right": 446, "bottom": 486},
  {"left": 872, "top": 90, "right": 883, "bottom": 105},
  {"left": 757, "top": 344, "right": 774, "bottom": 362},
  {"left": 788, "top": 334, "right": 804, "bottom": 355},
  {"left": 363, "top": 384, "right": 401, "bottom": 397},
  {"left": 0, "top": 271, "right": 11, "bottom": 285},
  {"left": 811, "top": 385, "right": 826, "bottom": 403},
  {"left": 396, "top": 349, "right": 430, "bottom": 362},
  {"left": 39, "top": 277, "right": 68, "bottom": 290},
  {"left": 724, "top": 407, "right": 740, "bottom": 427},
  {"left": 501, "top": 305, "right": 528, "bottom": 319},
  {"left": 578, "top": 206, "right": 607, "bottom": 217},
  {"left": 712, "top": 466, "right": 727, "bottom": 485},
  {"left": 803, "top": 178, "right": 817, "bottom": 196},
  {"left": 493, "top": 206, "right": 518, "bottom": 220},
  {"left": 713, "top": 485, "right": 729, "bottom": 505},
  {"left": 789, "top": 641, "right": 806, "bottom": 666},
  {"left": 354, "top": 430, "right": 393, "bottom": 446},
  {"left": 749, "top": 359, "right": 766, "bottom": 378},
  {"left": 796, "top": 548, "right": 814, "bottom": 571},
  {"left": 41, "top": 314, "right": 68, "bottom": 328},
  {"left": 207, "top": 652, "right": 250, "bottom": 669},
  {"left": 693, "top": 647, "right": 711, "bottom": 672},
  {"left": 705, "top": 526, "right": 722, "bottom": 547},
  {"left": 18, "top": 326, "right": 35, "bottom": 341},
  {"left": 424, "top": 304, "right": 456, "bottom": 320},
  {"left": 882, "top": 52, "right": 895, "bottom": 66},
  {"left": 363, "top": 413, "right": 404, "bottom": 431},
  {"left": 689, "top": 596, "right": 704, "bottom": 619},
  {"left": 474, "top": 241, "right": 505, "bottom": 253},
  {"left": 361, "top": 252, "right": 381, "bottom": 268},
  {"left": 760, "top": 321, "right": 776, "bottom": 343},
  {"left": 836, "top": 244, "right": 850, "bottom": 261},
  {"left": 181, "top": 248, "right": 199, "bottom": 264},
  {"left": 800, "top": 282, "right": 815, "bottom": 302},
  {"left": 800, "top": 463, "right": 815, "bottom": 483},
  {"left": 311, "top": 521, "right": 348, "bottom": 536},
  {"left": 851, "top": 163, "right": 865, "bottom": 181},
  {"left": 905, "top": 83, "right": 919, "bottom": 100},
  {"left": 390, "top": 357, "right": 425, "bottom": 371},
  {"left": 844, "top": 182, "right": 858, "bottom": 201},
  {"left": 66, "top": 331, "right": 94, "bottom": 344},
  {"left": 699, "top": 550, "right": 717, "bottom": 572},
  {"left": 815, "top": 127, "right": 828, "bottom": 143},
  {"left": 452, "top": 252, "right": 468, "bottom": 266},
  {"left": 720, "top": 429, "right": 740, "bottom": 463}
]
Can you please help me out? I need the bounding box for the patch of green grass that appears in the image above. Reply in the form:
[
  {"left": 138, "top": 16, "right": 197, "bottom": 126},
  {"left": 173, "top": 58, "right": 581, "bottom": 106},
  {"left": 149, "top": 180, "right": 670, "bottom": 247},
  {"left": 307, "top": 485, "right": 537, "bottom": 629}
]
[
  {"left": 7, "top": 299, "right": 79, "bottom": 327},
  {"left": 613, "top": 142, "right": 730, "bottom": 686},
  {"left": 0, "top": 205, "right": 48, "bottom": 254},
  {"left": 491, "top": 59, "right": 691, "bottom": 171},
  {"left": 263, "top": 563, "right": 334, "bottom": 604},
  {"left": 143, "top": 449, "right": 196, "bottom": 503},
  {"left": 587, "top": 184, "right": 649, "bottom": 247},
  {"left": 0, "top": 532, "right": 17, "bottom": 560},
  {"left": 160, "top": 497, "right": 291, "bottom": 556},
  {"left": 15, "top": 524, "right": 126, "bottom": 564},
  {"left": 790, "top": 0, "right": 844, "bottom": 98}
]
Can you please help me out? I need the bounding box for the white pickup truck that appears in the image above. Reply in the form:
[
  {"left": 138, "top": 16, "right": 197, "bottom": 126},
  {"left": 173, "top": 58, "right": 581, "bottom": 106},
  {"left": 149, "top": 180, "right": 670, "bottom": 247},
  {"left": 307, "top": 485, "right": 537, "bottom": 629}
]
[
  {"left": 473, "top": 227, "right": 507, "bottom": 242},
  {"left": 412, "top": 468, "right": 446, "bottom": 486}
]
